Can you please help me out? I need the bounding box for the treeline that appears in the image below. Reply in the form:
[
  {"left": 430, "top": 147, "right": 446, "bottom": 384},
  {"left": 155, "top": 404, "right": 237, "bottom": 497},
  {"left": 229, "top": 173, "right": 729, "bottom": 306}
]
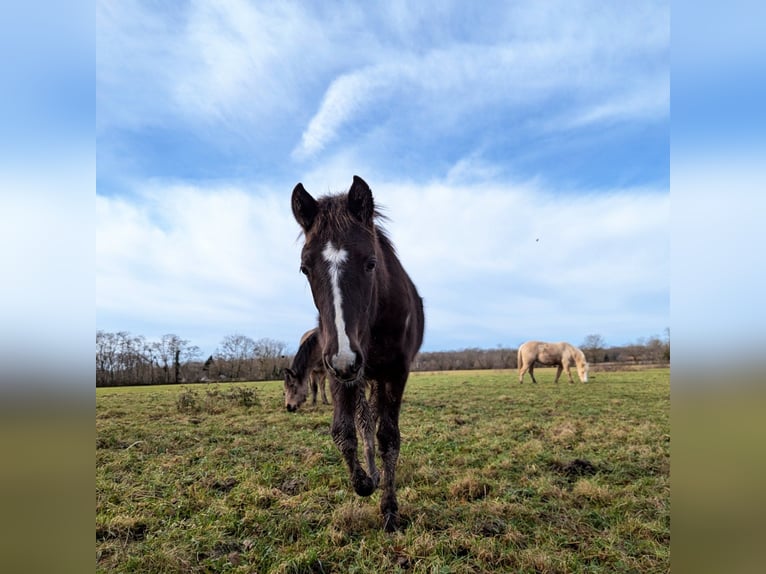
[
  {"left": 96, "top": 331, "right": 288, "bottom": 387},
  {"left": 97, "top": 330, "right": 669, "bottom": 387}
]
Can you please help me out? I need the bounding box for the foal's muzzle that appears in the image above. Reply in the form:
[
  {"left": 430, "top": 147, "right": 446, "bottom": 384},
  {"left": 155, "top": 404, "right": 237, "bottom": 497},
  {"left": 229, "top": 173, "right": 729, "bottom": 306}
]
[{"left": 324, "top": 355, "right": 363, "bottom": 384}]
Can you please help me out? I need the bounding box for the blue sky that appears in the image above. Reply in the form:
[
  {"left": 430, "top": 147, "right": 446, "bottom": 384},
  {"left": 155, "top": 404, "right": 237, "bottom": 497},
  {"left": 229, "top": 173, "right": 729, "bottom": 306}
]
[{"left": 96, "top": 0, "right": 670, "bottom": 357}]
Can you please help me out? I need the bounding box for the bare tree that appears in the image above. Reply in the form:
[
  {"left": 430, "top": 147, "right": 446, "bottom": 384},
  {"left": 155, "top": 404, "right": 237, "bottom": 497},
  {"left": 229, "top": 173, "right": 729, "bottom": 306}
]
[
  {"left": 152, "top": 334, "right": 192, "bottom": 383},
  {"left": 253, "top": 337, "right": 288, "bottom": 380},
  {"left": 581, "top": 334, "right": 607, "bottom": 363},
  {"left": 216, "top": 334, "right": 256, "bottom": 380},
  {"left": 96, "top": 330, "right": 118, "bottom": 386},
  {"left": 97, "top": 331, "right": 203, "bottom": 386}
]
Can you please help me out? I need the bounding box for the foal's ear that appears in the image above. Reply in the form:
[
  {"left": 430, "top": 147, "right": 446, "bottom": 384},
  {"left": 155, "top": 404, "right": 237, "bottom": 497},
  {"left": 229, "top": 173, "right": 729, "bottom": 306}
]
[
  {"left": 292, "top": 183, "right": 318, "bottom": 231},
  {"left": 347, "top": 175, "right": 375, "bottom": 226}
]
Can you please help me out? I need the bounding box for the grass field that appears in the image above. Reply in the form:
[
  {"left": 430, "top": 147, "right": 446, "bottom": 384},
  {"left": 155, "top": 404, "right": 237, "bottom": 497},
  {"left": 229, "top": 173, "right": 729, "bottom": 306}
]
[{"left": 96, "top": 368, "right": 669, "bottom": 573}]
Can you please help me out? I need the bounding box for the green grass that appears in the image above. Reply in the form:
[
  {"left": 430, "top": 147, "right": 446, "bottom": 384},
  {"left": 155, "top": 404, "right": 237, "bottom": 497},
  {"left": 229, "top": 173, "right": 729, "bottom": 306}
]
[{"left": 97, "top": 368, "right": 669, "bottom": 573}]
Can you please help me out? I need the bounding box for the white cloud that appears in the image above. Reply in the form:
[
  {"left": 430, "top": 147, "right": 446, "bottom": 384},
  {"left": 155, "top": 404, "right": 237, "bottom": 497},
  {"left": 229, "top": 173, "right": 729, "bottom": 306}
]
[
  {"left": 97, "top": 174, "right": 668, "bottom": 352},
  {"left": 97, "top": 182, "right": 317, "bottom": 351},
  {"left": 292, "top": 65, "right": 397, "bottom": 160},
  {"left": 378, "top": 180, "right": 669, "bottom": 344}
]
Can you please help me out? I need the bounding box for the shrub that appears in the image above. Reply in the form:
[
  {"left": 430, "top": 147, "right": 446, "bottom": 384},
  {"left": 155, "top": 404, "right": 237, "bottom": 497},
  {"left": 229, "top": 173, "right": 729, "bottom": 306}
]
[{"left": 176, "top": 385, "right": 259, "bottom": 414}]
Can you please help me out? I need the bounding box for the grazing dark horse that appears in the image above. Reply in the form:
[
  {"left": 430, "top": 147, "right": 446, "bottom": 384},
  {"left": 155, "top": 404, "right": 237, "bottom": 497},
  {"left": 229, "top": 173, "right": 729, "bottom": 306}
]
[
  {"left": 284, "top": 328, "right": 329, "bottom": 411},
  {"left": 291, "top": 175, "right": 424, "bottom": 531},
  {"left": 518, "top": 341, "right": 589, "bottom": 384}
]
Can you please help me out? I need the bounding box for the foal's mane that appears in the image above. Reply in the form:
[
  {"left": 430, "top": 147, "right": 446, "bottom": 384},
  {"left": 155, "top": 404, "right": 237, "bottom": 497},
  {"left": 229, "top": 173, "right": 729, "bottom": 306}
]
[{"left": 298, "top": 193, "right": 394, "bottom": 248}]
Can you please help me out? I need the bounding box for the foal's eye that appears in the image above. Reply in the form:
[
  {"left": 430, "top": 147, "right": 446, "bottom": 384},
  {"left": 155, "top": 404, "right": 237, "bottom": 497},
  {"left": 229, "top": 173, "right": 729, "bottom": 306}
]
[
  {"left": 365, "top": 257, "right": 377, "bottom": 272},
  {"left": 300, "top": 264, "right": 309, "bottom": 275}
]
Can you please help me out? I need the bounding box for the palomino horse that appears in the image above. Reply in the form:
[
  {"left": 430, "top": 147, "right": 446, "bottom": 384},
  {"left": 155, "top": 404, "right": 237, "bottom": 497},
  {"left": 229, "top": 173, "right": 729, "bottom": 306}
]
[
  {"left": 291, "top": 175, "right": 424, "bottom": 531},
  {"left": 284, "top": 328, "right": 329, "bottom": 411},
  {"left": 518, "top": 341, "right": 589, "bottom": 384}
]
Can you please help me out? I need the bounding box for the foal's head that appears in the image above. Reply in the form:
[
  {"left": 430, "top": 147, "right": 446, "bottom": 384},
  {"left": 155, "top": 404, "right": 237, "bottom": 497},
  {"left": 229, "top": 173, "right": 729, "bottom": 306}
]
[
  {"left": 291, "top": 176, "right": 380, "bottom": 383},
  {"left": 283, "top": 367, "right": 308, "bottom": 412}
]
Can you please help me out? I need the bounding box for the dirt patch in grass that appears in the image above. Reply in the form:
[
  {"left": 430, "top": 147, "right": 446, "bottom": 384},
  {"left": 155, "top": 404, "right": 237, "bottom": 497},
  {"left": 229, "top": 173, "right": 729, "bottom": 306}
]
[
  {"left": 549, "top": 457, "right": 599, "bottom": 479},
  {"left": 205, "top": 476, "right": 238, "bottom": 493},
  {"left": 96, "top": 516, "right": 148, "bottom": 542},
  {"left": 279, "top": 477, "right": 307, "bottom": 496}
]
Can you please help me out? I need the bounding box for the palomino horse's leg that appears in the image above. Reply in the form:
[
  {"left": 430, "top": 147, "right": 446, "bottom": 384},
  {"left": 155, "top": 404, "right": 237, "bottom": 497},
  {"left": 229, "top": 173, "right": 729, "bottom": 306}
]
[
  {"left": 354, "top": 383, "right": 379, "bottom": 489},
  {"left": 554, "top": 364, "right": 563, "bottom": 383},
  {"left": 375, "top": 375, "right": 406, "bottom": 532},
  {"left": 518, "top": 362, "right": 528, "bottom": 384},
  {"left": 565, "top": 363, "right": 575, "bottom": 383},
  {"left": 329, "top": 380, "right": 376, "bottom": 497},
  {"left": 528, "top": 364, "right": 538, "bottom": 384}
]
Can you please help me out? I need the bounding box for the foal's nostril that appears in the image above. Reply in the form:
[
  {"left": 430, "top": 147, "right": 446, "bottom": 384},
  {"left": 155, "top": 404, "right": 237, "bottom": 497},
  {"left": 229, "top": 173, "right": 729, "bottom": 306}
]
[
  {"left": 336, "top": 360, "right": 362, "bottom": 382},
  {"left": 286, "top": 404, "right": 296, "bottom": 412}
]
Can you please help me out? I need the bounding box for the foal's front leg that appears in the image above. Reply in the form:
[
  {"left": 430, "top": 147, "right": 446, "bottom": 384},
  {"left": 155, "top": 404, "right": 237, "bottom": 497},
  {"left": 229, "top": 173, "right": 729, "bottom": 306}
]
[
  {"left": 355, "top": 383, "right": 379, "bottom": 489},
  {"left": 376, "top": 377, "right": 405, "bottom": 532},
  {"left": 330, "top": 380, "right": 376, "bottom": 497}
]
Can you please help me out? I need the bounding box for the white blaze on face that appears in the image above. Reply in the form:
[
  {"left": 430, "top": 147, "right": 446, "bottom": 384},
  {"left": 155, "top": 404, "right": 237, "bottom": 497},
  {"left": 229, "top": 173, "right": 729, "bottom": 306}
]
[{"left": 322, "top": 242, "right": 355, "bottom": 370}]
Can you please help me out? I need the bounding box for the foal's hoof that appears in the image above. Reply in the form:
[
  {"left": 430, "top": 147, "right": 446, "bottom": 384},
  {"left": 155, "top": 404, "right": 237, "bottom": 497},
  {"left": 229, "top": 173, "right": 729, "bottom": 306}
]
[
  {"left": 352, "top": 470, "right": 376, "bottom": 497},
  {"left": 381, "top": 496, "right": 400, "bottom": 532},
  {"left": 382, "top": 512, "right": 400, "bottom": 533}
]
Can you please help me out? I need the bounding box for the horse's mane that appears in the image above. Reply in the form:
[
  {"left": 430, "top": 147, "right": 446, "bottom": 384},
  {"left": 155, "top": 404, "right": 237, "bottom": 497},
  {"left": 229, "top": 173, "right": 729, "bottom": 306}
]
[
  {"left": 302, "top": 193, "right": 394, "bottom": 249},
  {"left": 568, "top": 343, "right": 586, "bottom": 362},
  {"left": 291, "top": 330, "right": 320, "bottom": 374}
]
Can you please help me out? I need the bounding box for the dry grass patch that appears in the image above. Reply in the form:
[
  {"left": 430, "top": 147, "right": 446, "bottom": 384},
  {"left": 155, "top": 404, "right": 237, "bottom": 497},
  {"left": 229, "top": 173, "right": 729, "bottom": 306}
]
[
  {"left": 448, "top": 472, "right": 493, "bottom": 501},
  {"left": 549, "top": 421, "right": 578, "bottom": 443},
  {"left": 572, "top": 478, "right": 612, "bottom": 502}
]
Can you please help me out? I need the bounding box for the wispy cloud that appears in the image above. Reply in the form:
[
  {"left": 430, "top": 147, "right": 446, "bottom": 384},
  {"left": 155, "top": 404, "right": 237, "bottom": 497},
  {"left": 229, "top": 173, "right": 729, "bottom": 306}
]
[
  {"left": 98, "top": 0, "right": 321, "bottom": 131},
  {"left": 99, "top": 1, "right": 668, "bottom": 159},
  {"left": 289, "top": 2, "right": 668, "bottom": 159},
  {"left": 292, "top": 65, "right": 397, "bottom": 160}
]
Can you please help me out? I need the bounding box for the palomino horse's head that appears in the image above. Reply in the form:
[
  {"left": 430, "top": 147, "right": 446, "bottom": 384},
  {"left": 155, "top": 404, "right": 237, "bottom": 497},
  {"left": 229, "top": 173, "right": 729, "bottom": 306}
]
[
  {"left": 291, "top": 176, "right": 379, "bottom": 384},
  {"left": 576, "top": 354, "right": 590, "bottom": 383},
  {"left": 283, "top": 367, "right": 308, "bottom": 412}
]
